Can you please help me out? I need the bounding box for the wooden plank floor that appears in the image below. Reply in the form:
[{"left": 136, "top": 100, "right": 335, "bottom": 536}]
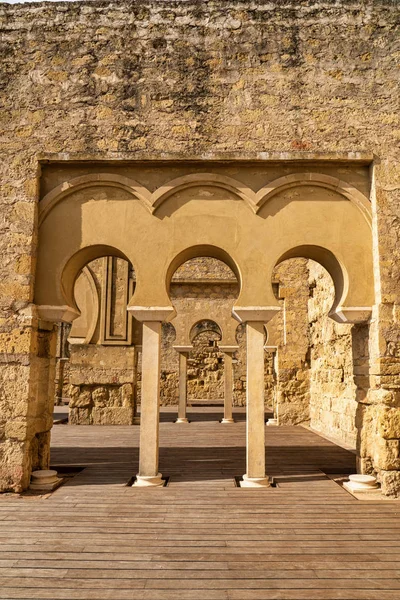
[{"left": 1, "top": 407, "right": 400, "bottom": 599}]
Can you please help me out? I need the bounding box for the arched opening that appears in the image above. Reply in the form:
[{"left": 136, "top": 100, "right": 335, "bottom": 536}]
[
  {"left": 165, "top": 253, "right": 241, "bottom": 423},
  {"left": 274, "top": 245, "right": 348, "bottom": 318},
  {"left": 54, "top": 249, "right": 140, "bottom": 428},
  {"left": 61, "top": 244, "right": 132, "bottom": 314},
  {"left": 269, "top": 250, "right": 368, "bottom": 455},
  {"left": 166, "top": 245, "right": 242, "bottom": 294}
]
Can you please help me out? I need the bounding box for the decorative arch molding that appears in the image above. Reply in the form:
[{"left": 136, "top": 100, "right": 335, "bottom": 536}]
[
  {"left": 39, "top": 173, "right": 153, "bottom": 226},
  {"left": 255, "top": 173, "right": 372, "bottom": 226},
  {"left": 151, "top": 173, "right": 258, "bottom": 213},
  {"left": 39, "top": 171, "right": 371, "bottom": 226}
]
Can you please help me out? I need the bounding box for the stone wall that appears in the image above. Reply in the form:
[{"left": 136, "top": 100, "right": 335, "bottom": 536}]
[
  {"left": 68, "top": 345, "right": 137, "bottom": 425},
  {"left": 308, "top": 261, "right": 357, "bottom": 446},
  {"left": 270, "top": 259, "right": 311, "bottom": 426},
  {"left": 1, "top": 0, "right": 399, "bottom": 493}
]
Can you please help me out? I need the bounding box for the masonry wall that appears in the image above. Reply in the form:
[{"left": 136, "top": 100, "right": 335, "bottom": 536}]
[
  {"left": 270, "top": 259, "right": 311, "bottom": 426},
  {"left": 0, "top": 0, "right": 399, "bottom": 493},
  {"left": 308, "top": 262, "right": 357, "bottom": 446},
  {"left": 68, "top": 345, "right": 137, "bottom": 425}
]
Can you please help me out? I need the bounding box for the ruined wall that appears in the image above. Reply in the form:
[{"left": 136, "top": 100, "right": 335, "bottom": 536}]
[
  {"left": 0, "top": 0, "right": 399, "bottom": 493},
  {"left": 270, "top": 259, "right": 311, "bottom": 425},
  {"left": 68, "top": 345, "right": 137, "bottom": 425},
  {"left": 308, "top": 261, "right": 357, "bottom": 446}
]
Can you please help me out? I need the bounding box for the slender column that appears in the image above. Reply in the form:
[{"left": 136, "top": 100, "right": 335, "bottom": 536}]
[
  {"left": 241, "top": 321, "right": 270, "bottom": 487},
  {"left": 134, "top": 322, "right": 163, "bottom": 486},
  {"left": 177, "top": 351, "right": 189, "bottom": 423},
  {"left": 220, "top": 345, "right": 238, "bottom": 424},
  {"left": 174, "top": 346, "right": 192, "bottom": 423}
]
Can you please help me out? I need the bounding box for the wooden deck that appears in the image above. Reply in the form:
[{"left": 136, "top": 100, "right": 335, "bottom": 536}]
[{"left": 1, "top": 407, "right": 400, "bottom": 599}]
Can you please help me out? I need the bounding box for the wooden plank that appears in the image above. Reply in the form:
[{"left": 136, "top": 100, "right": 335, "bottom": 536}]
[{"left": 0, "top": 409, "right": 399, "bottom": 600}]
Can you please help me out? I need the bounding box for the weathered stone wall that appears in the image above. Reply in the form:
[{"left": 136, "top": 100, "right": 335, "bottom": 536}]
[
  {"left": 68, "top": 345, "right": 137, "bottom": 425},
  {"left": 270, "top": 259, "right": 311, "bottom": 425},
  {"left": 308, "top": 261, "right": 357, "bottom": 446},
  {"left": 1, "top": 0, "right": 399, "bottom": 493}
]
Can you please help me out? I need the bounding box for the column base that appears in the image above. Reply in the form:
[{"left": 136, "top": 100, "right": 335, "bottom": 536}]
[
  {"left": 134, "top": 473, "right": 164, "bottom": 487},
  {"left": 30, "top": 470, "right": 62, "bottom": 492},
  {"left": 240, "top": 474, "right": 270, "bottom": 488},
  {"left": 176, "top": 417, "right": 189, "bottom": 423},
  {"left": 221, "top": 418, "right": 235, "bottom": 424},
  {"left": 343, "top": 474, "right": 379, "bottom": 494}
]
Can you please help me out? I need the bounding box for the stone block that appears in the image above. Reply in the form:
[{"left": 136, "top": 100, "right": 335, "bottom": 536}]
[
  {"left": 373, "top": 438, "right": 400, "bottom": 471},
  {"left": 377, "top": 407, "right": 400, "bottom": 440},
  {"left": 69, "top": 388, "right": 92, "bottom": 408},
  {"left": 70, "top": 367, "right": 134, "bottom": 386},
  {"left": 69, "top": 408, "right": 92, "bottom": 425},
  {"left": 92, "top": 386, "right": 109, "bottom": 408},
  {"left": 380, "top": 470, "right": 400, "bottom": 498},
  {"left": 69, "top": 345, "right": 135, "bottom": 370},
  {"left": 121, "top": 383, "right": 134, "bottom": 407},
  {"left": 91, "top": 407, "right": 134, "bottom": 425},
  {"left": 5, "top": 421, "right": 28, "bottom": 441}
]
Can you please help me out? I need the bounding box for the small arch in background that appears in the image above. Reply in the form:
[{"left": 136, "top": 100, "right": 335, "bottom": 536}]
[{"left": 190, "top": 320, "right": 223, "bottom": 344}]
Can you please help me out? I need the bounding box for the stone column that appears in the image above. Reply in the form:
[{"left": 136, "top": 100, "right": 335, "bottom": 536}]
[
  {"left": 174, "top": 346, "right": 192, "bottom": 424},
  {"left": 242, "top": 321, "right": 270, "bottom": 487},
  {"left": 135, "top": 321, "right": 163, "bottom": 487},
  {"left": 128, "top": 306, "right": 175, "bottom": 488},
  {"left": 219, "top": 345, "right": 238, "bottom": 424}
]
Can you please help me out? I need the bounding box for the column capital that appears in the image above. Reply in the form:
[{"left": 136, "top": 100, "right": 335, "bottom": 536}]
[
  {"left": 36, "top": 304, "right": 80, "bottom": 323},
  {"left": 127, "top": 306, "right": 176, "bottom": 322},
  {"left": 219, "top": 345, "right": 239, "bottom": 353},
  {"left": 232, "top": 306, "right": 280, "bottom": 323},
  {"left": 330, "top": 307, "right": 372, "bottom": 324},
  {"left": 173, "top": 345, "right": 193, "bottom": 353}
]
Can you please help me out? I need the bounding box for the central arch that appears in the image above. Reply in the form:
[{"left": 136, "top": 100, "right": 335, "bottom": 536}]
[{"left": 166, "top": 244, "right": 242, "bottom": 295}]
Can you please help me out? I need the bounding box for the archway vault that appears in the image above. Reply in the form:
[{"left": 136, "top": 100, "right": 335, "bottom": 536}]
[{"left": 36, "top": 163, "right": 374, "bottom": 325}]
